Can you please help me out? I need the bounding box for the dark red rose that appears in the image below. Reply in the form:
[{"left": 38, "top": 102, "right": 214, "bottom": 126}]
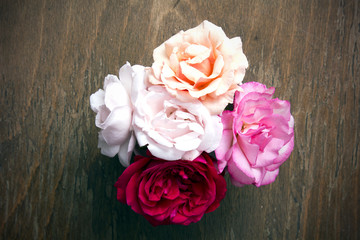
[{"left": 114, "top": 152, "right": 227, "bottom": 226}]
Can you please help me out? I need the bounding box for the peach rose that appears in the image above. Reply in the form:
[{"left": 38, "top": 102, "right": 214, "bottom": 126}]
[{"left": 148, "top": 20, "right": 248, "bottom": 115}]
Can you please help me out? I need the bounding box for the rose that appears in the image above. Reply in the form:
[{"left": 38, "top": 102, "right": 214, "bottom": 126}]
[
  {"left": 215, "top": 82, "right": 294, "bottom": 187},
  {"left": 90, "top": 62, "right": 146, "bottom": 166},
  {"left": 114, "top": 152, "right": 227, "bottom": 226},
  {"left": 132, "top": 83, "right": 223, "bottom": 161},
  {"left": 148, "top": 20, "right": 248, "bottom": 115}
]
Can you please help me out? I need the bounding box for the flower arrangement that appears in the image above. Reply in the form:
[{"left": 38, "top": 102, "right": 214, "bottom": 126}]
[{"left": 90, "top": 20, "right": 294, "bottom": 226}]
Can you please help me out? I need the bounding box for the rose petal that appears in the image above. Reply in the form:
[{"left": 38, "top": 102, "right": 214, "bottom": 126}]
[
  {"left": 90, "top": 89, "right": 105, "bottom": 113},
  {"left": 215, "top": 129, "right": 233, "bottom": 172},
  {"left": 104, "top": 81, "right": 131, "bottom": 111},
  {"left": 227, "top": 147, "right": 255, "bottom": 185},
  {"left": 118, "top": 62, "right": 133, "bottom": 94},
  {"left": 180, "top": 61, "right": 206, "bottom": 82},
  {"left": 146, "top": 140, "right": 184, "bottom": 160},
  {"left": 97, "top": 132, "right": 120, "bottom": 157},
  {"left": 237, "top": 134, "right": 259, "bottom": 166},
  {"left": 174, "top": 133, "right": 202, "bottom": 151},
  {"left": 185, "top": 44, "right": 211, "bottom": 64},
  {"left": 99, "top": 106, "right": 132, "bottom": 145},
  {"left": 256, "top": 168, "right": 279, "bottom": 186},
  {"left": 199, "top": 115, "right": 223, "bottom": 153},
  {"left": 118, "top": 132, "right": 136, "bottom": 167}
]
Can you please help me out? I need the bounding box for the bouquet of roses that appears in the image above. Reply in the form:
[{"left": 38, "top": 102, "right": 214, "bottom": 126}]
[{"left": 90, "top": 20, "right": 294, "bottom": 226}]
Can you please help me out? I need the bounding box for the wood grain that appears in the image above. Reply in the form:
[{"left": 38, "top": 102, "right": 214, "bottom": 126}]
[{"left": 0, "top": 0, "right": 359, "bottom": 239}]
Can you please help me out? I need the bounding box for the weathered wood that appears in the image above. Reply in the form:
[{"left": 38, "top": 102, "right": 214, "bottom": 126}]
[{"left": 0, "top": 0, "right": 359, "bottom": 239}]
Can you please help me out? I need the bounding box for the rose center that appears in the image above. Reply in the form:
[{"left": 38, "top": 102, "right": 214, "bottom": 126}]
[
  {"left": 165, "top": 106, "right": 177, "bottom": 118},
  {"left": 241, "top": 122, "right": 259, "bottom": 133}
]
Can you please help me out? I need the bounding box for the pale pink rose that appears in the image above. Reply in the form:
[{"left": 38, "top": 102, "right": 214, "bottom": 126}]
[
  {"left": 215, "top": 82, "right": 294, "bottom": 187},
  {"left": 132, "top": 82, "right": 223, "bottom": 161},
  {"left": 90, "top": 62, "right": 146, "bottom": 167},
  {"left": 148, "top": 20, "right": 248, "bottom": 115}
]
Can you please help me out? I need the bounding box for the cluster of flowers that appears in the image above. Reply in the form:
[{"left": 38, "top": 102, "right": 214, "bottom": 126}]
[{"left": 90, "top": 21, "right": 294, "bottom": 226}]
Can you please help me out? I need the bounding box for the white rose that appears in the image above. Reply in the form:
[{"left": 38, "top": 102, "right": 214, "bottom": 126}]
[
  {"left": 133, "top": 84, "right": 223, "bottom": 161},
  {"left": 90, "top": 62, "right": 146, "bottom": 166}
]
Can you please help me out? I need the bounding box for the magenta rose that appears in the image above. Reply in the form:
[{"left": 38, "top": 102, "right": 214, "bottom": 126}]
[
  {"left": 114, "top": 153, "right": 227, "bottom": 226},
  {"left": 215, "top": 82, "right": 294, "bottom": 187}
]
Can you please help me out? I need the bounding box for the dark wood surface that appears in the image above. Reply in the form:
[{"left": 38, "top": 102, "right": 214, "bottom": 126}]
[{"left": 1, "top": 0, "right": 359, "bottom": 239}]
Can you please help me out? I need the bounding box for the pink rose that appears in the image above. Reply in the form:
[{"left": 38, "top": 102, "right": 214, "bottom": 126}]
[
  {"left": 90, "top": 62, "right": 146, "bottom": 166},
  {"left": 133, "top": 84, "right": 223, "bottom": 161},
  {"left": 215, "top": 82, "right": 294, "bottom": 187},
  {"left": 148, "top": 20, "right": 248, "bottom": 115},
  {"left": 114, "top": 153, "right": 226, "bottom": 226}
]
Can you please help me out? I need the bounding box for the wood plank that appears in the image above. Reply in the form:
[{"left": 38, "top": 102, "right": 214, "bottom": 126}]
[{"left": 0, "top": 0, "right": 359, "bottom": 239}]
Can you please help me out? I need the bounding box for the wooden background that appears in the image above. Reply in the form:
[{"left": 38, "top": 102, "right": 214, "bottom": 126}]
[{"left": 1, "top": 0, "right": 359, "bottom": 239}]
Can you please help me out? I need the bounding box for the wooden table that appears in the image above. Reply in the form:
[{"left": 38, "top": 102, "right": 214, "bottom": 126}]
[{"left": 1, "top": 0, "right": 359, "bottom": 239}]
